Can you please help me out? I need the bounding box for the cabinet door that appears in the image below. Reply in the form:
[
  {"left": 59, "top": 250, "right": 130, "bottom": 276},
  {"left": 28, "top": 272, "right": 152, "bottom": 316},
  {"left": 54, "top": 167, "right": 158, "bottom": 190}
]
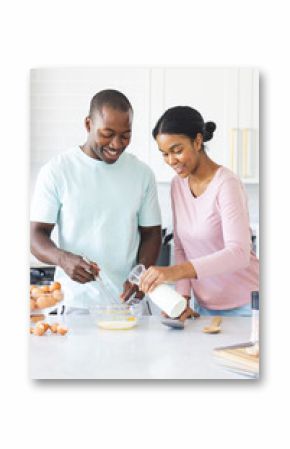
[
  {"left": 149, "top": 67, "right": 233, "bottom": 182},
  {"left": 228, "top": 68, "right": 259, "bottom": 181}
]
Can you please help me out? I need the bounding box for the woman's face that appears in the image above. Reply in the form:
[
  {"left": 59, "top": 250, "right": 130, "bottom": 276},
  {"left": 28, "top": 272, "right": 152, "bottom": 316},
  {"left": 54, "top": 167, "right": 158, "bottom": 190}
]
[{"left": 156, "top": 133, "right": 203, "bottom": 177}]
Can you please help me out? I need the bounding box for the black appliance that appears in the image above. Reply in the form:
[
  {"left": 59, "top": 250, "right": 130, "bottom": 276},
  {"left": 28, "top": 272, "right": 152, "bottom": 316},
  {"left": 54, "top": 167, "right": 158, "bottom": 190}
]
[{"left": 30, "top": 266, "right": 55, "bottom": 285}]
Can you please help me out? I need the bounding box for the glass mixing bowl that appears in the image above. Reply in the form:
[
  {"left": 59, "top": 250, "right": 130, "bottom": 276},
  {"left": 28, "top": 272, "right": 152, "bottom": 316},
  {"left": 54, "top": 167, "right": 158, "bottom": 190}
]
[
  {"left": 30, "top": 281, "right": 64, "bottom": 317},
  {"left": 89, "top": 303, "right": 142, "bottom": 330}
]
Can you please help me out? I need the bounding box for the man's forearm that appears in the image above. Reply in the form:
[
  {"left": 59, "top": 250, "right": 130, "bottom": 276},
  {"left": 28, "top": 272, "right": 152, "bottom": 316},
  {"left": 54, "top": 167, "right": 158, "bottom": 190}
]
[
  {"left": 30, "top": 224, "right": 67, "bottom": 267},
  {"left": 137, "top": 226, "right": 162, "bottom": 268}
]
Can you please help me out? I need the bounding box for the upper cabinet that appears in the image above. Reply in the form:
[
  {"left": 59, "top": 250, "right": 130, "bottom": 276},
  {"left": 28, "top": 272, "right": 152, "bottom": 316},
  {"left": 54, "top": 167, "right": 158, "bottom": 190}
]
[
  {"left": 31, "top": 67, "right": 259, "bottom": 188},
  {"left": 148, "top": 67, "right": 259, "bottom": 183},
  {"left": 226, "top": 68, "right": 259, "bottom": 183}
]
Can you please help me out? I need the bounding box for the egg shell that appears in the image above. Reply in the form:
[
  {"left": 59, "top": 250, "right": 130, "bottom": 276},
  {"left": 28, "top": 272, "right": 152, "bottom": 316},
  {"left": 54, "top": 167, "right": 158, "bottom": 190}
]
[
  {"left": 33, "top": 326, "right": 45, "bottom": 336},
  {"left": 36, "top": 321, "right": 50, "bottom": 332},
  {"left": 50, "top": 323, "right": 59, "bottom": 333},
  {"left": 40, "top": 285, "right": 50, "bottom": 293},
  {"left": 57, "top": 325, "right": 68, "bottom": 335}
]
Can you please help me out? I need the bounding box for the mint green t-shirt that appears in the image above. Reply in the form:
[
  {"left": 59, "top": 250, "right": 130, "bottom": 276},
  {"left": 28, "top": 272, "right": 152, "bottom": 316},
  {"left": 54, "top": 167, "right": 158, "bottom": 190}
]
[{"left": 31, "top": 147, "right": 161, "bottom": 307}]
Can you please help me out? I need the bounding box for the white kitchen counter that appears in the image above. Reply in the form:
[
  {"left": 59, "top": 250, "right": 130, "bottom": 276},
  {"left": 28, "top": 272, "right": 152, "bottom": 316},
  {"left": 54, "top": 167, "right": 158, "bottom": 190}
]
[{"left": 29, "top": 315, "right": 254, "bottom": 380}]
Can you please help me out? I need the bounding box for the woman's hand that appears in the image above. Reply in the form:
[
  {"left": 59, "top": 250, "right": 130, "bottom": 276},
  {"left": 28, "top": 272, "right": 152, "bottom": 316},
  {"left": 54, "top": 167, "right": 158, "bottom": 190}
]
[
  {"left": 178, "top": 306, "right": 200, "bottom": 321},
  {"left": 139, "top": 266, "right": 177, "bottom": 293},
  {"left": 139, "top": 262, "right": 197, "bottom": 294},
  {"left": 161, "top": 294, "right": 200, "bottom": 322},
  {"left": 161, "top": 305, "right": 200, "bottom": 322}
]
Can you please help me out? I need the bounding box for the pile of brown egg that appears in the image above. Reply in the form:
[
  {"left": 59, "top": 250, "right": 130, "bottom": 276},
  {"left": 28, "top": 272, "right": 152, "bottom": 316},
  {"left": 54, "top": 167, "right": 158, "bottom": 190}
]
[{"left": 30, "top": 282, "right": 64, "bottom": 311}]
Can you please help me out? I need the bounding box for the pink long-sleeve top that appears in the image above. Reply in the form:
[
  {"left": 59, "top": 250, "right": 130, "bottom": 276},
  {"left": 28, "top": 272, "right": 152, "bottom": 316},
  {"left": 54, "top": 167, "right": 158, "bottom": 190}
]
[{"left": 171, "top": 166, "right": 259, "bottom": 310}]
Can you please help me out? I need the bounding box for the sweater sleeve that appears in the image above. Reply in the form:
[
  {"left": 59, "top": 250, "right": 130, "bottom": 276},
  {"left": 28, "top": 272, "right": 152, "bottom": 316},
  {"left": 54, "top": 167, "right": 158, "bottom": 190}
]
[
  {"left": 191, "top": 178, "right": 252, "bottom": 279},
  {"left": 171, "top": 183, "right": 192, "bottom": 297}
]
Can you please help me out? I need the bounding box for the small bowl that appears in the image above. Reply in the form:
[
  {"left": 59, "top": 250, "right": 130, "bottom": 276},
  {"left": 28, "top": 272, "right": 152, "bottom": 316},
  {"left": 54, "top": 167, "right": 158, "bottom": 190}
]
[
  {"left": 89, "top": 303, "right": 142, "bottom": 330},
  {"left": 30, "top": 281, "right": 64, "bottom": 317}
]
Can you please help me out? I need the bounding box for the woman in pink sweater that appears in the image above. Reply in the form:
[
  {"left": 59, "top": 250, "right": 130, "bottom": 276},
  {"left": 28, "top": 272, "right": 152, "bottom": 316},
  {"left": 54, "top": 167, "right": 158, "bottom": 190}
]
[{"left": 139, "top": 106, "right": 259, "bottom": 317}]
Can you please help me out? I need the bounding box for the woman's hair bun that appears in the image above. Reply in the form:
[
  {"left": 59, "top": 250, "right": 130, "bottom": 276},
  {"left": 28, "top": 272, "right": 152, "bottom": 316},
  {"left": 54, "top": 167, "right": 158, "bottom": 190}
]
[{"left": 203, "top": 121, "right": 216, "bottom": 142}]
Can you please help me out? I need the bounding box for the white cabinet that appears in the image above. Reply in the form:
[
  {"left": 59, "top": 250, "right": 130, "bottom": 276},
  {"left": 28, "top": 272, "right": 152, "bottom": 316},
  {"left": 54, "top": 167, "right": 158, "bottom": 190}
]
[
  {"left": 148, "top": 67, "right": 259, "bottom": 183},
  {"left": 31, "top": 67, "right": 259, "bottom": 187},
  {"left": 227, "top": 68, "right": 259, "bottom": 183}
]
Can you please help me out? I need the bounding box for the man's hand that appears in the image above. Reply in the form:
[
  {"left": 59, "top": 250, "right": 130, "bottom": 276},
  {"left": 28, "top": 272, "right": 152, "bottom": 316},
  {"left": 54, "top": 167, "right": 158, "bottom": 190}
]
[
  {"left": 120, "top": 280, "right": 144, "bottom": 302},
  {"left": 59, "top": 252, "right": 100, "bottom": 283}
]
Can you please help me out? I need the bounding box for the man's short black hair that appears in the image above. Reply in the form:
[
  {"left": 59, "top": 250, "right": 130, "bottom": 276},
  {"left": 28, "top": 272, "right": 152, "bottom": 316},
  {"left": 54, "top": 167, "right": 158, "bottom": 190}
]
[{"left": 89, "top": 89, "right": 133, "bottom": 118}]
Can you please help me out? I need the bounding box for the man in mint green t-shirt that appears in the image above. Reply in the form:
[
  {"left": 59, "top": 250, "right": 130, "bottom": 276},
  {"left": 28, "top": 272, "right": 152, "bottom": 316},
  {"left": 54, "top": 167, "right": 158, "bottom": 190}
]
[{"left": 30, "top": 89, "right": 162, "bottom": 308}]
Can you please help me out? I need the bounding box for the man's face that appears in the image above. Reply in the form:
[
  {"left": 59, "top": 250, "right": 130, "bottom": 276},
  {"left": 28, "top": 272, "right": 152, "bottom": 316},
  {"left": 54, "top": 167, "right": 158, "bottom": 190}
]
[{"left": 85, "top": 105, "right": 132, "bottom": 164}]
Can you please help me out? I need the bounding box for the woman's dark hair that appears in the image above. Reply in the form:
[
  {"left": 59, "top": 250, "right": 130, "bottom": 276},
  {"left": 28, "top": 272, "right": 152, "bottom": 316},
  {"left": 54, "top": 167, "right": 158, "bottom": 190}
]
[{"left": 152, "top": 106, "right": 216, "bottom": 143}]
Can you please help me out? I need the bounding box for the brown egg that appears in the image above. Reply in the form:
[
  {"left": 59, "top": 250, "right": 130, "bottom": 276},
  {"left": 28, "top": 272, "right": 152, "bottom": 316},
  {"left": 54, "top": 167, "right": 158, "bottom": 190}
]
[
  {"left": 52, "top": 289, "right": 64, "bottom": 302},
  {"left": 40, "top": 285, "right": 50, "bottom": 293},
  {"left": 30, "top": 327, "right": 34, "bottom": 334},
  {"left": 36, "top": 294, "right": 57, "bottom": 309},
  {"left": 30, "top": 285, "right": 36, "bottom": 293},
  {"left": 49, "top": 281, "right": 61, "bottom": 292},
  {"left": 30, "top": 299, "right": 37, "bottom": 310},
  {"left": 30, "top": 287, "right": 42, "bottom": 298},
  {"left": 57, "top": 325, "right": 68, "bottom": 336}
]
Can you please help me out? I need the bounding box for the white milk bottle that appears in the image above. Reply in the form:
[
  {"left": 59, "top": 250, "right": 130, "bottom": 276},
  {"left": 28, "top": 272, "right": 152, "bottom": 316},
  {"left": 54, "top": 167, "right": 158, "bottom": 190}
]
[{"left": 128, "top": 264, "right": 187, "bottom": 318}]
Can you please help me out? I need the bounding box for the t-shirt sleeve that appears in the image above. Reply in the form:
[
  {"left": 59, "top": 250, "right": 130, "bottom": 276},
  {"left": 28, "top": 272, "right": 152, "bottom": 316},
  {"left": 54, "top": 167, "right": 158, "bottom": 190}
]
[
  {"left": 138, "top": 168, "right": 162, "bottom": 226},
  {"left": 190, "top": 178, "right": 252, "bottom": 279},
  {"left": 30, "top": 162, "right": 61, "bottom": 223}
]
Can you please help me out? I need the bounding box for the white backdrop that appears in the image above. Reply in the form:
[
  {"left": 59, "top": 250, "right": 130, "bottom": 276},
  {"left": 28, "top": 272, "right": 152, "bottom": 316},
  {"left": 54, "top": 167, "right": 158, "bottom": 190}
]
[{"left": 0, "top": 1, "right": 288, "bottom": 449}]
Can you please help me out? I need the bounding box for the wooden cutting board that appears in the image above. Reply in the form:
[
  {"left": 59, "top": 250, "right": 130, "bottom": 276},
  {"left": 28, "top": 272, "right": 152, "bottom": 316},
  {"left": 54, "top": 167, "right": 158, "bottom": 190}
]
[{"left": 213, "top": 343, "right": 259, "bottom": 375}]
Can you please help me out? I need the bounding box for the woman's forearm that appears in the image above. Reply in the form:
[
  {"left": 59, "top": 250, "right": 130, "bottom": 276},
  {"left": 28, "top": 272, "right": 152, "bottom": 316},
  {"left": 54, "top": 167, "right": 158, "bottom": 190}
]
[{"left": 170, "top": 262, "right": 197, "bottom": 282}]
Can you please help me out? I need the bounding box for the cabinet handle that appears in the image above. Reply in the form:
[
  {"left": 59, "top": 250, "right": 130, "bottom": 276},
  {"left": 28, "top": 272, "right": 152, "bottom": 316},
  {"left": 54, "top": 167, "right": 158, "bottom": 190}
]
[
  {"left": 242, "top": 128, "right": 249, "bottom": 178},
  {"left": 230, "top": 128, "right": 237, "bottom": 172}
]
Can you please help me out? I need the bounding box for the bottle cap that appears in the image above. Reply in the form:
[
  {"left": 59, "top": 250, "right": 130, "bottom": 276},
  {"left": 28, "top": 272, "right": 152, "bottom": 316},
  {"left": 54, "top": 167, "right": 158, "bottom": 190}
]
[{"left": 251, "top": 291, "right": 259, "bottom": 310}]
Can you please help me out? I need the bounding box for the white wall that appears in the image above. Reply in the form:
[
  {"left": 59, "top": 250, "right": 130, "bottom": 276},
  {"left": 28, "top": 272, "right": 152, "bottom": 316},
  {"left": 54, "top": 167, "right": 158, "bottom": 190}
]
[{"left": 30, "top": 67, "right": 152, "bottom": 196}]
